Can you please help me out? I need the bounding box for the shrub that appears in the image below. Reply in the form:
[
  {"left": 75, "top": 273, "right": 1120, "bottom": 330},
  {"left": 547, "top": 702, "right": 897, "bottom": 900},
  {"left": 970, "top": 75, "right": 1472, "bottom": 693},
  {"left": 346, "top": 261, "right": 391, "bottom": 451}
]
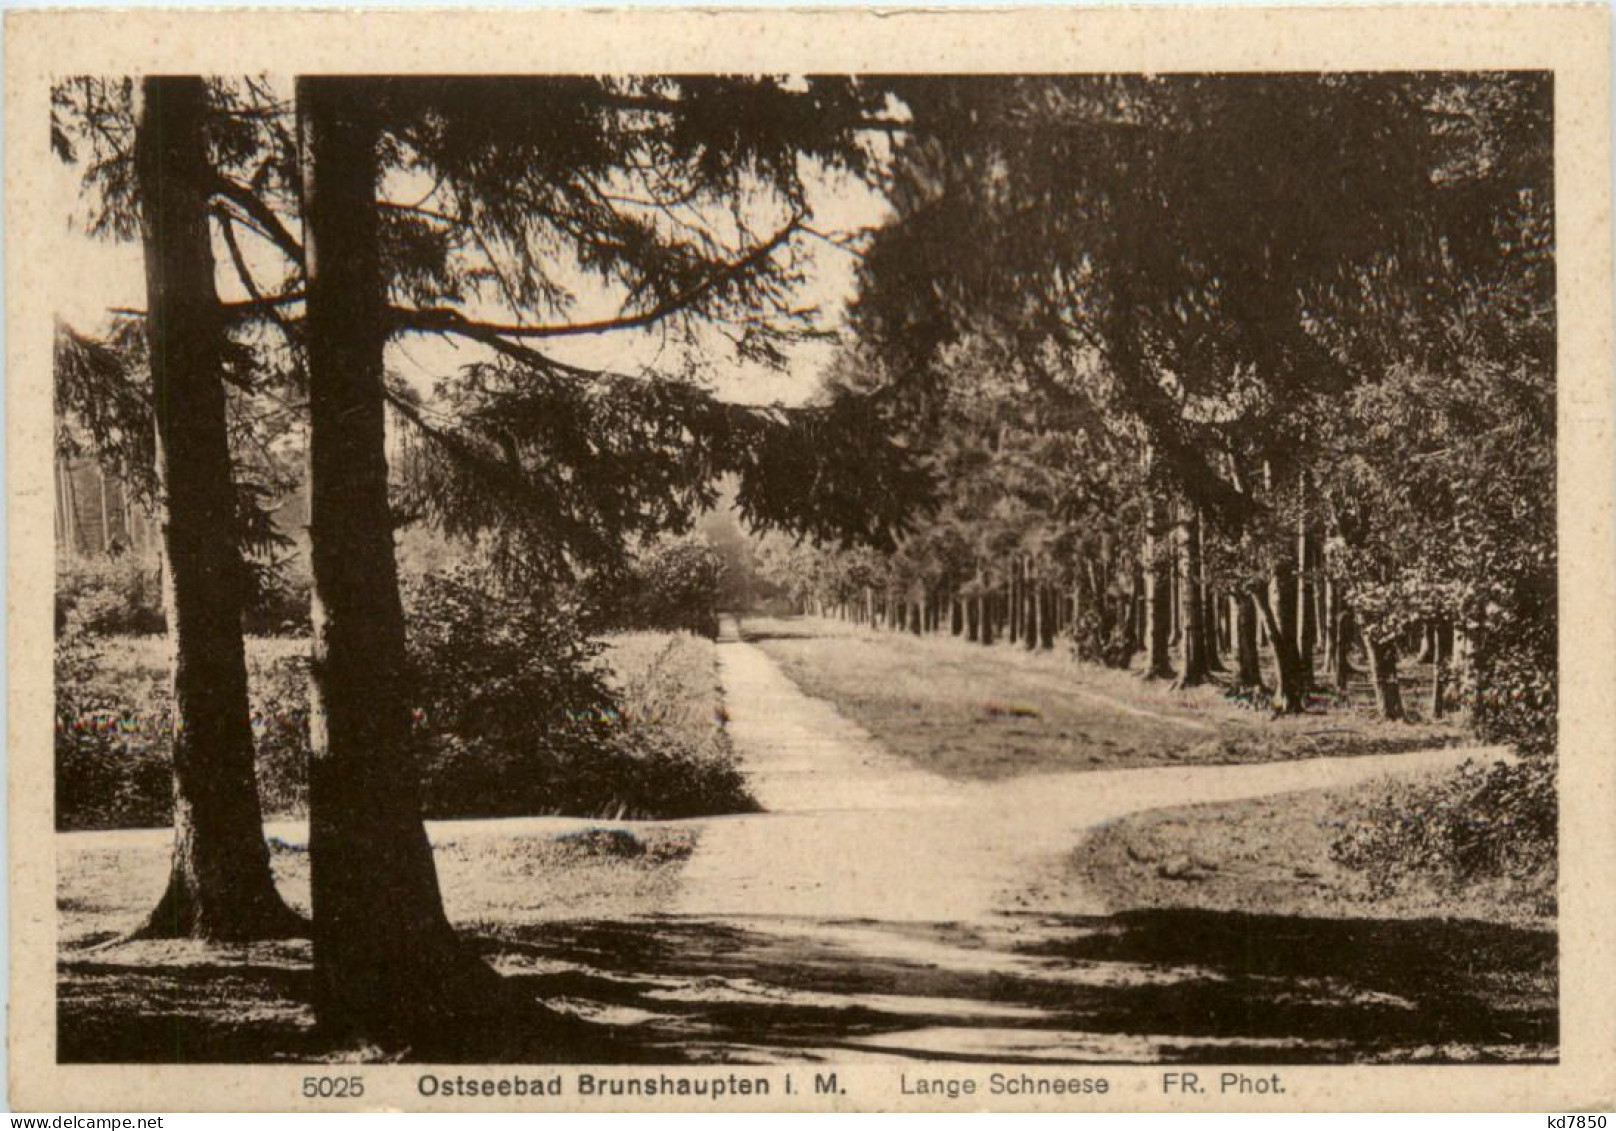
[
  {"left": 56, "top": 556, "right": 165, "bottom": 636},
  {"left": 54, "top": 632, "right": 309, "bottom": 830},
  {"left": 54, "top": 630, "right": 171, "bottom": 829},
  {"left": 1330, "top": 756, "right": 1557, "bottom": 915},
  {"left": 54, "top": 564, "right": 754, "bottom": 829},
  {"left": 55, "top": 551, "right": 313, "bottom": 638},
  {"left": 1466, "top": 587, "right": 1556, "bottom": 759},
  {"left": 596, "top": 632, "right": 751, "bottom": 817},
  {"left": 1065, "top": 606, "right": 1135, "bottom": 669},
  {"left": 404, "top": 565, "right": 752, "bottom": 819},
  {"left": 246, "top": 643, "right": 311, "bottom": 817},
  {"left": 595, "top": 534, "right": 726, "bottom": 639},
  {"left": 402, "top": 564, "right": 617, "bottom": 818}
]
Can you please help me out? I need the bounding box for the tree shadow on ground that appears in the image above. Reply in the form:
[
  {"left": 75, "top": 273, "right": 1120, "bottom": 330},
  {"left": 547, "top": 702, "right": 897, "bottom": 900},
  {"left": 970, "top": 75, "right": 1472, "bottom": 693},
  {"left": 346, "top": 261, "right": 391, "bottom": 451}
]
[
  {"left": 58, "top": 909, "right": 1555, "bottom": 1064},
  {"left": 1015, "top": 909, "right": 1556, "bottom": 1060},
  {"left": 55, "top": 937, "right": 690, "bottom": 1064}
]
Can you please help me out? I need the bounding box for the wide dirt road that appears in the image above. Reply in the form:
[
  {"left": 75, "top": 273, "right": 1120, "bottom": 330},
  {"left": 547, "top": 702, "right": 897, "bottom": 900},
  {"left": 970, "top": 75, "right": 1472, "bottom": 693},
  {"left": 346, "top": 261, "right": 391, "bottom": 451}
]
[
  {"left": 570, "top": 632, "right": 1548, "bottom": 1065},
  {"left": 678, "top": 636, "right": 1489, "bottom": 923},
  {"left": 56, "top": 631, "right": 1552, "bottom": 1066}
]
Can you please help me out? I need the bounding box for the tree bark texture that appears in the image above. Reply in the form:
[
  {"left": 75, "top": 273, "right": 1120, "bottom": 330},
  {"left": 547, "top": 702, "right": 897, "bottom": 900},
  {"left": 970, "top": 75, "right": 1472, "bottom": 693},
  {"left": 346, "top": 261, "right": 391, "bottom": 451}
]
[
  {"left": 298, "top": 78, "right": 560, "bottom": 1054},
  {"left": 1234, "top": 592, "right": 1264, "bottom": 690},
  {"left": 1175, "top": 504, "right": 1209, "bottom": 687},
  {"left": 133, "top": 75, "right": 303, "bottom": 942},
  {"left": 1253, "top": 581, "right": 1308, "bottom": 713},
  {"left": 1145, "top": 491, "right": 1175, "bottom": 680},
  {"left": 1362, "top": 626, "right": 1407, "bottom": 721}
]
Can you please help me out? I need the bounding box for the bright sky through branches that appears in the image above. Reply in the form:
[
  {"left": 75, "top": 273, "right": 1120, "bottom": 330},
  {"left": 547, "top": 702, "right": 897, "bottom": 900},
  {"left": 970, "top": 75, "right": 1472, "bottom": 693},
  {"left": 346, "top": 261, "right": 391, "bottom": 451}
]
[{"left": 53, "top": 105, "right": 892, "bottom": 409}]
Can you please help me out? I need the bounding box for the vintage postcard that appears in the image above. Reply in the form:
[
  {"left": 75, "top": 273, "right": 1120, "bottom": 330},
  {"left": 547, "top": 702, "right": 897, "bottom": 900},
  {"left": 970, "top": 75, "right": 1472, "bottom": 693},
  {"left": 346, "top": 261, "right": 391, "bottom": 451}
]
[{"left": 6, "top": 5, "right": 1613, "bottom": 1114}]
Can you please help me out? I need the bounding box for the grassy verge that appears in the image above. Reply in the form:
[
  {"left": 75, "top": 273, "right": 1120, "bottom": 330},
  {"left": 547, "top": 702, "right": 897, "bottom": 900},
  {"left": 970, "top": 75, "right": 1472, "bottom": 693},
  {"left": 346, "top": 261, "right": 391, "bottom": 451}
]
[
  {"left": 1036, "top": 764, "right": 1552, "bottom": 929},
  {"left": 1011, "top": 762, "right": 1557, "bottom": 1063},
  {"left": 742, "top": 616, "right": 1459, "bottom": 781}
]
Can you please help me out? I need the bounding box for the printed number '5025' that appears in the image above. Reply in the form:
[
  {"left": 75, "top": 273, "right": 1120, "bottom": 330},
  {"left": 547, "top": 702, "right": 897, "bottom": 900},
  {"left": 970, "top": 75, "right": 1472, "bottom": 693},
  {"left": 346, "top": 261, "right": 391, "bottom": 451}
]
[{"left": 303, "top": 1076, "right": 364, "bottom": 1099}]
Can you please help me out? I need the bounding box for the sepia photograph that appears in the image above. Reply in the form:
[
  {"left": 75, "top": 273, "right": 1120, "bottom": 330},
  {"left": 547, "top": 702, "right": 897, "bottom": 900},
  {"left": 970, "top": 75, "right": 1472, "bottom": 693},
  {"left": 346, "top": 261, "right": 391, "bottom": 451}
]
[{"left": 7, "top": 5, "right": 1614, "bottom": 1115}]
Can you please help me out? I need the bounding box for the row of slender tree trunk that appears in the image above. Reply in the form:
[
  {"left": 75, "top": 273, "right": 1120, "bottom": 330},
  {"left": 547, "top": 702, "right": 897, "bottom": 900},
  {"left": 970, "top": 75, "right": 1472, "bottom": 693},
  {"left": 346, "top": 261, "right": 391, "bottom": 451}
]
[{"left": 811, "top": 499, "right": 1459, "bottom": 721}]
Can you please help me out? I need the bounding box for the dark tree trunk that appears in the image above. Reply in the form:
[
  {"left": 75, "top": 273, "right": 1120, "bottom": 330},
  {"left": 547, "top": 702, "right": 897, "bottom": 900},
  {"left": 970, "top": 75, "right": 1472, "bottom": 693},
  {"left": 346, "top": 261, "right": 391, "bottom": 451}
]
[
  {"left": 1199, "top": 519, "right": 1224, "bottom": 671},
  {"left": 1416, "top": 622, "right": 1437, "bottom": 664},
  {"left": 131, "top": 76, "right": 302, "bottom": 942},
  {"left": 1275, "top": 555, "right": 1300, "bottom": 672},
  {"left": 1362, "top": 625, "right": 1406, "bottom": 721},
  {"left": 1023, "top": 563, "right": 1038, "bottom": 651},
  {"left": 1430, "top": 618, "right": 1447, "bottom": 719},
  {"left": 1211, "top": 595, "right": 1229, "bottom": 668},
  {"left": 1320, "top": 577, "right": 1337, "bottom": 676},
  {"left": 1175, "top": 504, "right": 1209, "bottom": 687},
  {"left": 1168, "top": 544, "right": 1182, "bottom": 647},
  {"left": 1298, "top": 533, "right": 1317, "bottom": 684},
  {"left": 1252, "top": 582, "right": 1308, "bottom": 713},
  {"left": 1128, "top": 559, "right": 1145, "bottom": 660},
  {"left": 1007, "top": 558, "right": 1020, "bottom": 645},
  {"left": 1203, "top": 589, "right": 1226, "bottom": 672},
  {"left": 1145, "top": 492, "right": 1175, "bottom": 679},
  {"left": 298, "top": 77, "right": 564, "bottom": 1055},
  {"left": 1316, "top": 572, "right": 1332, "bottom": 671},
  {"left": 1332, "top": 604, "right": 1357, "bottom": 690},
  {"left": 1234, "top": 592, "right": 1264, "bottom": 690}
]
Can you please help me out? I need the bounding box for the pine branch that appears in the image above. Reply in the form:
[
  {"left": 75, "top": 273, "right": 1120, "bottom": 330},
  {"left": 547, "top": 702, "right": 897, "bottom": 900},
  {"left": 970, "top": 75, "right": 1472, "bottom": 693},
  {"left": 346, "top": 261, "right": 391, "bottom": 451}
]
[
  {"left": 389, "top": 305, "right": 602, "bottom": 381},
  {"left": 395, "top": 212, "right": 806, "bottom": 348},
  {"left": 210, "top": 174, "right": 304, "bottom": 267},
  {"left": 216, "top": 214, "right": 307, "bottom": 344}
]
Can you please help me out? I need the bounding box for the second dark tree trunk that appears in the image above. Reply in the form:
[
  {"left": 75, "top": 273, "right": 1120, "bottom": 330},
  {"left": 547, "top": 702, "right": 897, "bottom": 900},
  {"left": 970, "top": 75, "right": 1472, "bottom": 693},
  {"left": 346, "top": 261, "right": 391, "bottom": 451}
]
[
  {"left": 1362, "top": 626, "right": 1407, "bottom": 721},
  {"left": 1253, "top": 581, "right": 1308, "bottom": 713},
  {"left": 298, "top": 77, "right": 566, "bottom": 1055},
  {"left": 1234, "top": 592, "right": 1264, "bottom": 691}
]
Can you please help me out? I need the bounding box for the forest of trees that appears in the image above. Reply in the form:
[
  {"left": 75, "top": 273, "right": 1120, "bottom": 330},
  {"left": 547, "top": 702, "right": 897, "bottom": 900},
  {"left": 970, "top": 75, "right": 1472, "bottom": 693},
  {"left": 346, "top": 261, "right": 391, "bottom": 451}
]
[
  {"left": 51, "top": 73, "right": 1555, "bottom": 1058},
  {"left": 757, "top": 75, "right": 1554, "bottom": 748}
]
